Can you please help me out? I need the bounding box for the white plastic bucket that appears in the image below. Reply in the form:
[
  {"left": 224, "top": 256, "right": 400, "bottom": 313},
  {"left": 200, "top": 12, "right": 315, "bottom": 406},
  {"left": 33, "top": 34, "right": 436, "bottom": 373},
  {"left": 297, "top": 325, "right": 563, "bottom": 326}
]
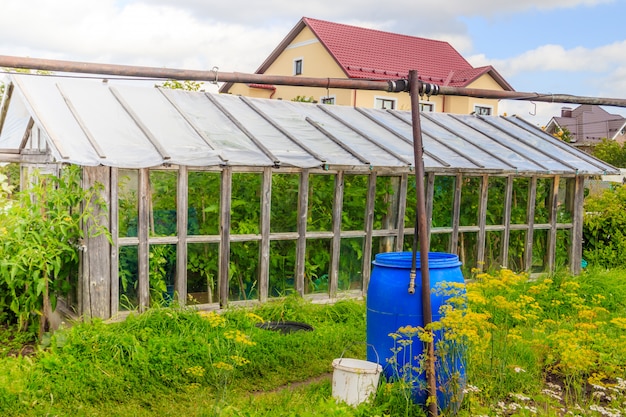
[{"left": 331, "top": 358, "right": 382, "bottom": 406}]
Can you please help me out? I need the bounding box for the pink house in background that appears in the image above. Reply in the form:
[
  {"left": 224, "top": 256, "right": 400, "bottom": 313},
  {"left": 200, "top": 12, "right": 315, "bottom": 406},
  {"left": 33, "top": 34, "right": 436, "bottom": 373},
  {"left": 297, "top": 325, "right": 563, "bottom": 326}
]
[{"left": 545, "top": 105, "right": 626, "bottom": 148}]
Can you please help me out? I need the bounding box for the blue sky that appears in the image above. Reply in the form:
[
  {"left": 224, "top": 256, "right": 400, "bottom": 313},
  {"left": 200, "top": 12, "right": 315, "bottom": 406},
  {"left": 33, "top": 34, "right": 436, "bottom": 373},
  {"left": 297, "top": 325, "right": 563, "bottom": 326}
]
[{"left": 1, "top": 0, "right": 625, "bottom": 125}]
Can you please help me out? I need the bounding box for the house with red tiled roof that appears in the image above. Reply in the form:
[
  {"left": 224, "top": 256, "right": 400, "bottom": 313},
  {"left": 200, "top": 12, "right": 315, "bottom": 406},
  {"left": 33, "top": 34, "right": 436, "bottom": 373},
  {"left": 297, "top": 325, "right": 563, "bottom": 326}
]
[
  {"left": 219, "top": 17, "right": 514, "bottom": 114},
  {"left": 545, "top": 105, "right": 626, "bottom": 148}
]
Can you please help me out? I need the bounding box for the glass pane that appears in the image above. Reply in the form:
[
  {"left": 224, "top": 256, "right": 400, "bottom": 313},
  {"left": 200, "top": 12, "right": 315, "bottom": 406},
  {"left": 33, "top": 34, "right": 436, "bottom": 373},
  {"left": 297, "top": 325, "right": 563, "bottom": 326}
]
[
  {"left": 188, "top": 171, "right": 220, "bottom": 235},
  {"left": 555, "top": 229, "right": 571, "bottom": 269},
  {"left": 342, "top": 175, "right": 367, "bottom": 230},
  {"left": 305, "top": 239, "right": 331, "bottom": 294},
  {"left": 486, "top": 177, "right": 507, "bottom": 226},
  {"left": 118, "top": 169, "right": 138, "bottom": 237},
  {"left": 458, "top": 232, "right": 478, "bottom": 274},
  {"left": 507, "top": 230, "right": 526, "bottom": 271},
  {"left": 150, "top": 170, "right": 177, "bottom": 237},
  {"left": 432, "top": 175, "right": 456, "bottom": 228},
  {"left": 232, "top": 173, "right": 261, "bottom": 235},
  {"left": 119, "top": 245, "right": 138, "bottom": 310},
  {"left": 404, "top": 175, "right": 417, "bottom": 228},
  {"left": 532, "top": 229, "right": 548, "bottom": 272},
  {"left": 557, "top": 180, "right": 572, "bottom": 223},
  {"left": 229, "top": 241, "right": 259, "bottom": 301},
  {"left": 534, "top": 178, "right": 552, "bottom": 224},
  {"left": 308, "top": 175, "right": 334, "bottom": 232},
  {"left": 430, "top": 233, "right": 450, "bottom": 253},
  {"left": 373, "top": 176, "right": 396, "bottom": 230},
  {"left": 484, "top": 231, "right": 503, "bottom": 270},
  {"left": 269, "top": 240, "right": 296, "bottom": 297},
  {"left": 460, "top": 177, "right": 481, "bottom": 227},
  {"left": 271, "top": 173, "right": 298, "bottom": 233},
  {"left": 338, "top": 238, "right": 363, "bottom": 291},
  {"left": 149, "top": 244, "right": 177, "bottom": 305},
  {"left": 187, "top": 243, "right": 219, "bottom": 305},
  {"left": 511, "top": 178, "right": 529, "bottom": 225}
]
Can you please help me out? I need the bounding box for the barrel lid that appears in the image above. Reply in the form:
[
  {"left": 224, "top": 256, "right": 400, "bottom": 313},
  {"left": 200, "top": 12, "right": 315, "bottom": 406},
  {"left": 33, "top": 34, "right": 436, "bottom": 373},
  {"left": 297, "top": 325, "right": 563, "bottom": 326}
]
[{"left": 372, "top": 251, "right": 461, "bottom": 269}]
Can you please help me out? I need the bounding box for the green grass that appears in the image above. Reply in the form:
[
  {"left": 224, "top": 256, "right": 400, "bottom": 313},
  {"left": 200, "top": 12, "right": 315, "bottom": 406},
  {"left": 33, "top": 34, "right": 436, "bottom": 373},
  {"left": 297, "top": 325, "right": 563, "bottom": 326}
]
[{"left": 1, "top": 268, "right": 626, "bottom": 416}]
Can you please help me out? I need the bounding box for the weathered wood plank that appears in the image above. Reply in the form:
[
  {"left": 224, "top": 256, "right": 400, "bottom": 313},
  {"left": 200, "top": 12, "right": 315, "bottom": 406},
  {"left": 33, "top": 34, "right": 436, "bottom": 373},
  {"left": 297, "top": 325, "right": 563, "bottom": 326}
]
[
  {"left": 138, "top": 168, "right": 150, "bottom": 311},
  {"left": 329, "top": 171, "right": 344, "bottom": 298},
  {"left": 476, "top": 174, "right": 489, "bottom": 270},
  {"left": 569, "top": 176, "right": 584, "bottom": 275},
  {"left": 219, "top": 167, "right": 232, "bottom": 308},
  {"left": 501, "top": 175, "right": 514, "bottom": 269},
  {"left": 546, "top": 176, "right": 560, "bottom": 273},
  {"left": 295, "top": 170, "right": 309, "bottom": 295},
  {"left": 524, "top": 177, "right": 538, "bottom": 273},
  {"left": 450, "top": 173, "right": 463, "bottom": 254},
  {"left": 362, "top": 172, "right": 377, "bottom": 292},
  {"left": 259, "top": 167, "right": 272, "bottom": 302},
  {"left": 176, "top": 165, "right": 188, "bottom": 305},
  {"left": 82, "top": 166, "right": 112, "bottom": 318},
  {"left": 110, "top": 167, "right": 119, "bottom": 316},
  {"left": 425, "top": 172, "right": 435, "bottom": 248},
  {"left": 395, "top": 173, "right": 408, "bottom": 252}
]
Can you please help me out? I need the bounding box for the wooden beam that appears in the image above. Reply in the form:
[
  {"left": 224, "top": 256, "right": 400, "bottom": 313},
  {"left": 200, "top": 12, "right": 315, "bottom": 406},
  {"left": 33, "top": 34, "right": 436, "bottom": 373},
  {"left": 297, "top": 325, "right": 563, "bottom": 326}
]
[
  {"left": 219, "top": 167, "right": 232, "bottom": 308},
  {"left": 501, "top": 175, "right": 514, "bottom": 269},
  {"left": 394, "top": 174, "right": 409, "bottom": 252},
  {"left": 110, "top": 167, "right": 119, "bottom": 316},
  {"left": 569, "top": 176, "right": 584, "bottom": 275},
  {"left": 476, "top": 175, "right": 489, "bottom": 270},
  {"left": 295, "top": 170, "right": 309, "bottom": 295},
  {"left": 425, "top": 172, "right": 435, "bottom": 248},
  {"left": 176, "top": 165, "right": 188, "bottom": 304},
  {"left": 450, "top": 173, "right": 463, "bottom": 255},
  {"left": 546, "top": 176, "right": 560, "bottom": 273},
  {"left": 524, "top": 177, "right": 538, "bottom": 273},
  {"left": 329, "top": 171, "right": 344, "bottom": 298},
  {"left": 259, "top": 167, "right": 272, "bottom": 302},
  {"left": 362, "top": 172, "right": 377, "bottom": 292},
  {"left": 137, "top": 168, "right": 150, "bottom": 311}
]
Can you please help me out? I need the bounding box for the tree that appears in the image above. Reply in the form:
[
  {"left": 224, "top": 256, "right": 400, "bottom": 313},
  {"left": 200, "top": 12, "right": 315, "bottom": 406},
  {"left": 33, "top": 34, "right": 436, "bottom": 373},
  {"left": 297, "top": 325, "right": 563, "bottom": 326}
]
[{"left": 592, "top": 138, "right": 626, "bottom": 168}]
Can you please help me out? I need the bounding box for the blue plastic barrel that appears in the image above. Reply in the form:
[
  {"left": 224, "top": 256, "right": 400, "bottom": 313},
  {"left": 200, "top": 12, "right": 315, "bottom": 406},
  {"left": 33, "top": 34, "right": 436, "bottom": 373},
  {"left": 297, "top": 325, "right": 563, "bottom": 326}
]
[{"left": 366, "top": 251, "right": 466, "bottom": 410}]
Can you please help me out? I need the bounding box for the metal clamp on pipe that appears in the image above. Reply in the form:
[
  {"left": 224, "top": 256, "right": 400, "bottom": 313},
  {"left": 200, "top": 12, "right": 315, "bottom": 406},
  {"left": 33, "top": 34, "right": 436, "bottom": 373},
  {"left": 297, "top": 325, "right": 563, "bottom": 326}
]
[{"left": 408, "top": 270, "right": 416, "bottom": 294}]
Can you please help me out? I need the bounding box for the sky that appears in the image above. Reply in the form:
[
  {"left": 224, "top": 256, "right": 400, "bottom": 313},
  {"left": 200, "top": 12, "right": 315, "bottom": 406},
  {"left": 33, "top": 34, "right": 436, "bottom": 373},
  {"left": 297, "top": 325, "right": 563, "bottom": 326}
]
[{"left": 1, "top": 0, "right": 625, "bottom": 126}]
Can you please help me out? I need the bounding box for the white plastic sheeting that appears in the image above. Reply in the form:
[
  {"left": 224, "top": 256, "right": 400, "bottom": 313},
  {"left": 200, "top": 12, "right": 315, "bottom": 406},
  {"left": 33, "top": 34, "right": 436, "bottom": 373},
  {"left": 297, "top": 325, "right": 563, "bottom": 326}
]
[{"left": 0, "top": 74, "right": 618, "bottom": 175}]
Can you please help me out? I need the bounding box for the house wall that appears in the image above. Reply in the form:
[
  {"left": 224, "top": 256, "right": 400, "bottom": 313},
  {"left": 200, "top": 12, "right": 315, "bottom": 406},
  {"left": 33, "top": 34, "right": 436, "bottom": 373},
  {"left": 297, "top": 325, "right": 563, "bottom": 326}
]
[{"left": 225, "top": 29, "right": 504, "bottom": 115}]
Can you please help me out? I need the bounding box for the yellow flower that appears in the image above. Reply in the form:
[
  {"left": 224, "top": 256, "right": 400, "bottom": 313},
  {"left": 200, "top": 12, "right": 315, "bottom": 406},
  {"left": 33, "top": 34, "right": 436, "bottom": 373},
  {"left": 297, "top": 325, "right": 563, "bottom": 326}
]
[{"left": 199, "top": 311, "right": 226, "bottom": 328}]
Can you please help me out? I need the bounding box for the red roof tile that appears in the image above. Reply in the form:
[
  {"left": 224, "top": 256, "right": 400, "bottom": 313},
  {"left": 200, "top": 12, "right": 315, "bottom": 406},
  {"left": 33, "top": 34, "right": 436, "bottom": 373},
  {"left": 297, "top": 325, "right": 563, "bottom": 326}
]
[{"left": 304, "top": 17, "right": 476, "bottom": 86}]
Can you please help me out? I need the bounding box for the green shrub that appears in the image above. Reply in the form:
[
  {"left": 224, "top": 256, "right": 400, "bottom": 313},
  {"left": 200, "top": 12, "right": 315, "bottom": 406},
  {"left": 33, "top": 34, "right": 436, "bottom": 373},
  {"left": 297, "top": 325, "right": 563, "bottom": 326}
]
[{"left": 583, "top": 184, "right": 626, "bottom": 267}]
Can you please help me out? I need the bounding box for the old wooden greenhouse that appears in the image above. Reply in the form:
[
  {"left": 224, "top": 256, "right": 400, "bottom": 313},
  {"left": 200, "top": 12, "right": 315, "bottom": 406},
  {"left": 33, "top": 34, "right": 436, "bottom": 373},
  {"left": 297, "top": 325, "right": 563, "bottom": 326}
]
[{"left": 0, "top": 73, "right": 618, "bottom": 320}]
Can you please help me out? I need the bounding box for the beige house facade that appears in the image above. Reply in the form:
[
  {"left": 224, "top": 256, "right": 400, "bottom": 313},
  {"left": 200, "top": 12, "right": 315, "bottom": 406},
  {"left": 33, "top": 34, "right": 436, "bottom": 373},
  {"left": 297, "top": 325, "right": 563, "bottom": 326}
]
[{"left": 221, "top": 18, "right": 514, "bottom": 115}]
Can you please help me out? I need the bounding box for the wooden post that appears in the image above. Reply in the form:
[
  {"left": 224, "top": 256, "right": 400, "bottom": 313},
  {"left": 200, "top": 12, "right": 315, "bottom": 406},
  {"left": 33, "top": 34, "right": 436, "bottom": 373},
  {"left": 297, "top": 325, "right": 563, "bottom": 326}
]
[
  {"left": 176, "top": 165, "right": 188, "bottom": 305},
  {"left": 138, "top": 168, "right": 150, "bottom": 311},
  {"left": 425, "top": 172, "right": 435, "bottom": 248},
  {"left": 546, "top": 176, "right": 560, "bottom": 273},
  {"left": 476, "top": 174, "right": 489, "bottom": 270},
  {"left": 569, "top": 176, "right": 584, "bottom": 274},
  {"left": 450, "top": 173, "right": 463, "bottom": 255},
  {"left": 259, "top": 167, "right": 272, "bottom": 302},
  {"left": 81, "top": 166, "right": 112, "bottom": 318},
  {"left": 218, "top": 167, "right": 232, "bottom": 308},
  {"left": 524, "top": 177, "right": 538, "bottom": 273},
  {"left": 394, "top": 173, "right": 408, "bottom": 252},
  {"left": 329, "top": 171, "right": 344, "bottom": 298},
  {"left": 362, "top": 172, "right": 377, "bottom": 292},
  {"left": 501, "top": 175, "right": 514, "bottom": 269},
  {"left": 110, "top": 167, "right": 119, "bottom": 316},
  {"left": 295, "top": 169, "right": 309, "bottom": 295}
]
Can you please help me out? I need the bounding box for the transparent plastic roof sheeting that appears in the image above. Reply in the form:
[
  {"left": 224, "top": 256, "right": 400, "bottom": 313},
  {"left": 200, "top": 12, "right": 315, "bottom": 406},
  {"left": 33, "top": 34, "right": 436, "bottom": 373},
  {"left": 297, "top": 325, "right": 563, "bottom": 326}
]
[{"left": 0, "top": 74, "right": 618, "bottom": 175}]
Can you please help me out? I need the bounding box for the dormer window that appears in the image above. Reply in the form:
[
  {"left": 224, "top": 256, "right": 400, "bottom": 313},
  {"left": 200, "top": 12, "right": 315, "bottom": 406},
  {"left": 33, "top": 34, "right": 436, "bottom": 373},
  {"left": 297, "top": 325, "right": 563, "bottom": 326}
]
[
  {"left": 294, "top": 58, "right": 303, "bottom": 75},
  {"left": 474, "top": 105, "right": 492, "bottom": 116}
]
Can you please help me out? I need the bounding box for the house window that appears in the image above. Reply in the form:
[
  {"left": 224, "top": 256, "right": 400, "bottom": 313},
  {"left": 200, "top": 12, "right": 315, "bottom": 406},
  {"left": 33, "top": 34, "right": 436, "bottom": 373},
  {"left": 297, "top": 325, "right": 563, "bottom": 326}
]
[
  {"left": 321, "top": 96, "right": 335, "bottom": 105},
  {"left": 419, "top": 103, "right": 434, "bottom": 112},
  {"left": 375, "top": 97, "right": 396, "bottom": 110},
  {"left": 294, "top": 59, "right": 303, "bottom": 75},
  {"left": 474, "top": 105, "right": 492, "bottom": 116}
]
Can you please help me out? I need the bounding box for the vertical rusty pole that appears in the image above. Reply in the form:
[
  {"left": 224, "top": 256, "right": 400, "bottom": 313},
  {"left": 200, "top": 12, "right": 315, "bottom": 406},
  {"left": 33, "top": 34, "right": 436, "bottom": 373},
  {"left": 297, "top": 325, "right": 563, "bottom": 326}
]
[{"left": 408, "top": 70, "right": 438, "bottom": 416}]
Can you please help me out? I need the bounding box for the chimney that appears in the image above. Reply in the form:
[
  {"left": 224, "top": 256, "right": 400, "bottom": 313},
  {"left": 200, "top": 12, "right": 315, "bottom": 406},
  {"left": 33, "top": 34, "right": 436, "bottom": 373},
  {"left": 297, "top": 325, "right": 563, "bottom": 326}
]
[{"left": 561, "top": 107, "right": 573, "bottom": 118}]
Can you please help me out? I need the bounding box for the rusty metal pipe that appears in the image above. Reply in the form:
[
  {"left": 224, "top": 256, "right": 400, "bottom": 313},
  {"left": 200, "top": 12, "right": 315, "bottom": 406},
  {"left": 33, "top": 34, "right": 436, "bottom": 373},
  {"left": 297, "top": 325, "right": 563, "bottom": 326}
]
[{"left": 2, "top": 55, "right": 626, "bottom": 107}]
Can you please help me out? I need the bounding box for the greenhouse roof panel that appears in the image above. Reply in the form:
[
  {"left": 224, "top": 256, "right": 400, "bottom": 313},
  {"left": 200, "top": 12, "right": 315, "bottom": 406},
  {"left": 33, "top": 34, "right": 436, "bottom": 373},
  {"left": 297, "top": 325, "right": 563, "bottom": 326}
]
[{"left": 0, "top": 74, "right": 619, "bottom": 175}]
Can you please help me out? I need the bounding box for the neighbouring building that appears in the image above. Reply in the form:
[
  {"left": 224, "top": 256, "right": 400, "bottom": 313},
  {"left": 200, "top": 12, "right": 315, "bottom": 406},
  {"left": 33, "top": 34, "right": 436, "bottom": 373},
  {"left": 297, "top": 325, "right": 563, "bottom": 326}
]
[
  {"left": 219, "top": 17, "right": 514, "bottom": 115},
  {"left": 545, "top": 105, "right": 626, "bottom": 149}
]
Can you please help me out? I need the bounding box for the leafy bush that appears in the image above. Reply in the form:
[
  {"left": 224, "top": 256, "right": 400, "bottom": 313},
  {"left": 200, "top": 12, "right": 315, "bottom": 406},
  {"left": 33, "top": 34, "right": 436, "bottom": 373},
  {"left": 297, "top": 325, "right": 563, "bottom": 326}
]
[
  {"left": 583, "top": 184, "right": 626, "bottom": 267},
  {"left": 0, "top": 166, "right": 108, "bottom": 336}
]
